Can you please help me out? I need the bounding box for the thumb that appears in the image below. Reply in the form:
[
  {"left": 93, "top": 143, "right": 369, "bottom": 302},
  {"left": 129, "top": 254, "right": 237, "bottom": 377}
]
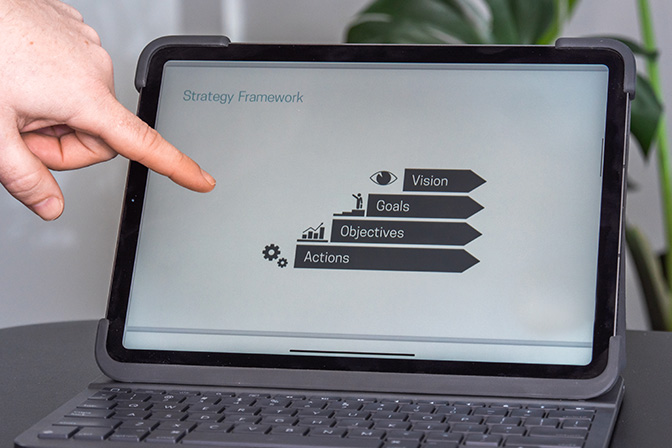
[{"left": 0, "top": 123, "right": 65, "bottom": 220}]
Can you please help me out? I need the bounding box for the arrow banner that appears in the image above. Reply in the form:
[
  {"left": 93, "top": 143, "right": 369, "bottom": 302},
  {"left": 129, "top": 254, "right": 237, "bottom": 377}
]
[
  {"left": 331, "top": 219, "right": 481, "bottom": 245},
  {"left": 294, "top": 245, "right": 479, "bottom": 273},
  {"left": 403, "top": 169, "right": 485, "bottom": 193},
  {"left": 367, "top": 194, "right": 483, "bottom": 219}
]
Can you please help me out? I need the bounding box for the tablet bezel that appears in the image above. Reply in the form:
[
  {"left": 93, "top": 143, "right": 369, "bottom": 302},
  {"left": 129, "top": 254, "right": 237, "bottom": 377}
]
[{"left": 104, "top": 40, "right": 629, "bottom": 385}]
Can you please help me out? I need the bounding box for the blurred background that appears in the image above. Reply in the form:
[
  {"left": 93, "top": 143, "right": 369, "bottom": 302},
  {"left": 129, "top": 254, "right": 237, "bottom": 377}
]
[{"left": 1, "top": 0, "right": 670, "bottom": 329}]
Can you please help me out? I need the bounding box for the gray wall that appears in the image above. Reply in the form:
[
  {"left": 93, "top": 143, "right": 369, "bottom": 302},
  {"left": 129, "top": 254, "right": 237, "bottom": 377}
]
[{"left": 1, "top": 0, "right": 670, "bottom": 329}]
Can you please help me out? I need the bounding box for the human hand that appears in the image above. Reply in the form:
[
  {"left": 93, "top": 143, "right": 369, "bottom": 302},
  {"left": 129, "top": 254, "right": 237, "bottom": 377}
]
[{"left": 0, "top": 0, "right": 215, "bottom": 221}]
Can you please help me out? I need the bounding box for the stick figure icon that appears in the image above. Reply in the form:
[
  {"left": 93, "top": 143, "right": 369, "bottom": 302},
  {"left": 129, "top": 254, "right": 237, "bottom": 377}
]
[{"left": 352, "top": 193, "right": 363, "bottom": 209}]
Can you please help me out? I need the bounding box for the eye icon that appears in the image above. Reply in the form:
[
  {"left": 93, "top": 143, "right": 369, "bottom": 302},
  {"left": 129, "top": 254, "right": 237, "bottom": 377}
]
[{"left": 370, "top": 171, "right": 397, "bottom": 186}]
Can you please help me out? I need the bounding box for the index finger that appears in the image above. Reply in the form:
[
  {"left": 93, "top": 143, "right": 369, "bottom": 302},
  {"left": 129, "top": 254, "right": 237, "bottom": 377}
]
[{"left": 85, "top": 95, "right": 216, "bottom": 192}]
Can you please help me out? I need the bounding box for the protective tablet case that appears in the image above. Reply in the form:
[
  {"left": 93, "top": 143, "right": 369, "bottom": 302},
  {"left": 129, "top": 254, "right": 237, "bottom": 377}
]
[{"left": 97, "top": 36, "right": 633, "bottom": 400}]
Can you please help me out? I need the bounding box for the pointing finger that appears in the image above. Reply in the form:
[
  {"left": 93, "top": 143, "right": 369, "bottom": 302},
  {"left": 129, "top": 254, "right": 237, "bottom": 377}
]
[{"left": 82, "top": 94, "right": 215, "bottom": 192}]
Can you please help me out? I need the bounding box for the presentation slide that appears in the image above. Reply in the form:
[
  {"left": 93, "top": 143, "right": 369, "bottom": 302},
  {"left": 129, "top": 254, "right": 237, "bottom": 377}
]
[{"left": 124, "top": 60, "right": 609, "bottom": 366}]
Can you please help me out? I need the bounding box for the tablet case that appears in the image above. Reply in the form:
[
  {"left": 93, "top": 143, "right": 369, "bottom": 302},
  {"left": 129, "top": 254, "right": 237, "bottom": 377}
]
[{"left": 96, "top": 36, "right": 633, "bottom": 401}]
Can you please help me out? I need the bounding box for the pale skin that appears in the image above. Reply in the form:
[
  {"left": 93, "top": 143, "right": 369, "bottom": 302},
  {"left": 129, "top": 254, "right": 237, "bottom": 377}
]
[{"left": 0, "top": 0, "right": 215, "bottom": 221}]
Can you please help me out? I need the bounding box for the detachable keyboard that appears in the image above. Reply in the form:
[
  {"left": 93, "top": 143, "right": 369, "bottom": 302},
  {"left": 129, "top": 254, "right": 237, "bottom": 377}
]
[{"left": 30, "top": 385, "right": 616, "bottom": 447}]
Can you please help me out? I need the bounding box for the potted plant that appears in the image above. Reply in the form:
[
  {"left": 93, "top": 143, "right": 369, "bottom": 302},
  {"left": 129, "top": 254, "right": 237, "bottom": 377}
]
[{"left": 345, "top": 0, "right": 671, "bottom": 329}]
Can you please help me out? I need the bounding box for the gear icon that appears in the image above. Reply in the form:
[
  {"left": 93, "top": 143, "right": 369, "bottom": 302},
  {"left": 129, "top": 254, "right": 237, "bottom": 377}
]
[
  {"left": 277, "top": 258, "right": 288, "bottom": 268},
  {"left": 262, "top": 244, "right": 281, "bottom": 261}
]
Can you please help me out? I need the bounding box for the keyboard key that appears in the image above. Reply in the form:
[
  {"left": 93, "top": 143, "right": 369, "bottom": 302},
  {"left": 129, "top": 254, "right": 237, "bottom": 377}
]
[
  {"left": 524, "top": 417, "right": 561, "bottom": 427},
  {"left": 424, "top": 432, "right": 463, "bottom": 443},
  {"left": 562, "top": 419, "right": 591, "bottom": 430},
  {"left": 347, "top": 429, "right": 386, "bottom": 439},
  {"left": 362, "top": 402, "right": 398, "bottom": 412},
  {"left": 38, "top": 426, "right": 78, "bottom": 440},
  {"left": 408, "top": 413, "right": 442, "bottom": 423},
  {"left": 446, "top": 415, "right": 482, "bottom": 424},
  {"left": 261, "top": 416, "right": 299, "bottom": 426},
  {"left": 528, "top": 427, "right": 589, "bottom": 439},
  {"left": 335, "top": 418, "right": 373, "bottom": 429},
  {"left": 260, "top": 408, "right": 297, "bottom": 416},
  {"left": 526, "top": 404, "right": 559, "bottom": 411},
  {"left": 102, "top": 386, "right": 133, "bottom": 394},
  {"left": 334, "top": 410, "right": 371, "bottom": 420},
  {"left": 113, "top": 409, "right": 152, "bottom": 420},
  {"left": 220, "top": 397, "right": 256, "bottom": 406},
  {"left": 67, "top": 408, "right": 114, "bottom": 419},
  {"left": 326, "top": 401, "right": 365, "bottom": 410},
  {"left": 386, "top": 430, "right": 423, "bottom": 441},
  {"left": 194, "top": 423, "right": 233, "bottom": 432},
  {"left": 488, "top": 424, "right": 526, "bottom": 435},
  {"left": 547, "top": 410, "right": 594, "bottom": 420},
  {"left": 150, "top": 411, "right": 188, "bottom": 421},
  {"left": 189, "top": 404, "right": 226, "bottom": 413},
  {"left": 77, "top": 399, "right": 117, "bottom": 410},
  {"left": 73, "top": 427, "right": 114, "bottom": 441},
  {"left": 117, "top": 392, "right": 153, "bottom": 402},
  {"left": 453, "top": 401, "right": 485, "bottom": 407},
  {"left": 472, "top": 407, "right": 508, "bottom": 417},
  {"left": 510, "top": 409, "right": 545, "bottom": 418},
  {"left": 120, "top": 420, "right": 159, "bottom": 431},
  {"left": 55, "top": 417, "right": 121, "bottom": 428},
  {"left": 410, "top": 422, "right": 448, "bottom": 432},
  {"left": 156, "top": 421, "right": 197, "bottom": 432},
  {"left": 371, "top": 412, "right": 407, "bottom": 421},
  {"left": 435, "top": 405, "right": 472, "bottom": 415},
  {"left": 270, "top": 426, "right": 310, "bottom": 436},
  {"left": 398, "top": 404, "right": 435, "bottom": 414},
  {"left": 115, "top": 401, "right": 153, "bottom": 411},
  {"left": 374, "top": 421, "right": 411, "bottom": 430},
  {"left": 257, "top": 398, "right": 292, "bottom": 408},
  {"left": 382, "top": 442, "right": 419, "bottom": 448},
  {"left": 153, "top": 402, "right": 189, "bottom": 412},
  {"left": 134, "top": 389, "right": 165, "bottom": 395},
  {"left": 227, "top": 415, "right": 262, "bottom": 424},
  {"left": 144, "top": 429, "right": 186, "bottom": 443},
  {"left": 186, "top": 413, "right": 225, "bottom": 423},
  {"left": 185, "top": 396, "right": 222, "bottom": 406},
  {"left": 423, "top": 442, "right": 459, "bottom": 448},
  {"left": 463, "top": 433, "right": 503, "bottom": 446},
  {"left": 299, "top": 417, "right": 336, "bottom": 427},
  {"left": 231, "top": 424, "right": 272, "bottom": 434},
  {"left": 223, "top": 406, "right": 261, "bottom": 416},
  {"left": 108, "top": 428, "right": 149, "bottom": 442},
  {"left": 89, "top": 391, "right": 117, "bottom": 401},
  {"left": 504, "top": 435, "right": 585, "bottom": 447},
  {"left": 449, "top": 423, "right": 487, "bottom": 433},
  {"left": 309, "top": 427, "right": 348, "bottom": 437},
  {"left": 181, "top": 432, "right": 382, "bottom": 447}
]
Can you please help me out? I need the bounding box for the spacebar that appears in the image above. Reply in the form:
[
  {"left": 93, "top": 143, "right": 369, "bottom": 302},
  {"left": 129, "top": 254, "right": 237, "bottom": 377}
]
[{"left": 181, "top": 432, "right": 383, "bottom": 448}]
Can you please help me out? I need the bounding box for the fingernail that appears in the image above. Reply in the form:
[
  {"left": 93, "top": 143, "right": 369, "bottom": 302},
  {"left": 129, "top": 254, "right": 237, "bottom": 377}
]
[
  {"left": 33, "top": 196, "right": 64, "bottom": 221},
  {"left": 201, "top": 169, "right": 216, "bottom": 188}
]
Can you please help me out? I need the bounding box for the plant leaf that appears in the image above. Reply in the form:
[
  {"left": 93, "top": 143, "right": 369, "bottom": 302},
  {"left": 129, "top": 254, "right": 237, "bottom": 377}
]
[
  {"left": 345, "top": 0, "right": 494, "bottom": 44},
  {"left": 345, "top": 0, "right": 561, "bottom": 45},
  {"left": 537, "top": 0, "right": 582, "bottom": 44},
  {"left": 626, "top": 225, "right": 672, "bottom": 330},
  {"left": 631, "top": 74, "right": 664, "bottom": 157},
  {"left": 487, "top": 0, "right": 555, "bottom": 44}
]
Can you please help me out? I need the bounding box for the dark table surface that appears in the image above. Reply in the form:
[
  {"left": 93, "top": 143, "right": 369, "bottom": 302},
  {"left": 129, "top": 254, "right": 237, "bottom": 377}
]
[{"left": 1, "top": 321, "right": 671, "bottom": 447}]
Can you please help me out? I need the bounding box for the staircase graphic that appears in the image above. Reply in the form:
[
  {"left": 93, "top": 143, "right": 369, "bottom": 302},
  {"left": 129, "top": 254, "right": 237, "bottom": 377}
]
[{"left": 294, "top": 169, "right": 484, "bottom": 274}]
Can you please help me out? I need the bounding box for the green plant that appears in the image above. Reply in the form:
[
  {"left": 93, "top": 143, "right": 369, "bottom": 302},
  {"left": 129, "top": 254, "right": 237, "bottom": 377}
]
[{"left": 346, "top": 0, "right": 671, "bottom": 329}]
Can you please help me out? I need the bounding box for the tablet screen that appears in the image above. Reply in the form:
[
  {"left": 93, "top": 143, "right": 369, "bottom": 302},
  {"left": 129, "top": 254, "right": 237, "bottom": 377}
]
[{"left": 108, "top": 44, "right": 627, "bottom": 379}]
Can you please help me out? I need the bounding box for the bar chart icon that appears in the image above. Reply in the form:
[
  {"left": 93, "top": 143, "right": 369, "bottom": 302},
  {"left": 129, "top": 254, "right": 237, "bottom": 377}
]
[{"left": 299, "top": 223, "right": 327, "bottom": 242}]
